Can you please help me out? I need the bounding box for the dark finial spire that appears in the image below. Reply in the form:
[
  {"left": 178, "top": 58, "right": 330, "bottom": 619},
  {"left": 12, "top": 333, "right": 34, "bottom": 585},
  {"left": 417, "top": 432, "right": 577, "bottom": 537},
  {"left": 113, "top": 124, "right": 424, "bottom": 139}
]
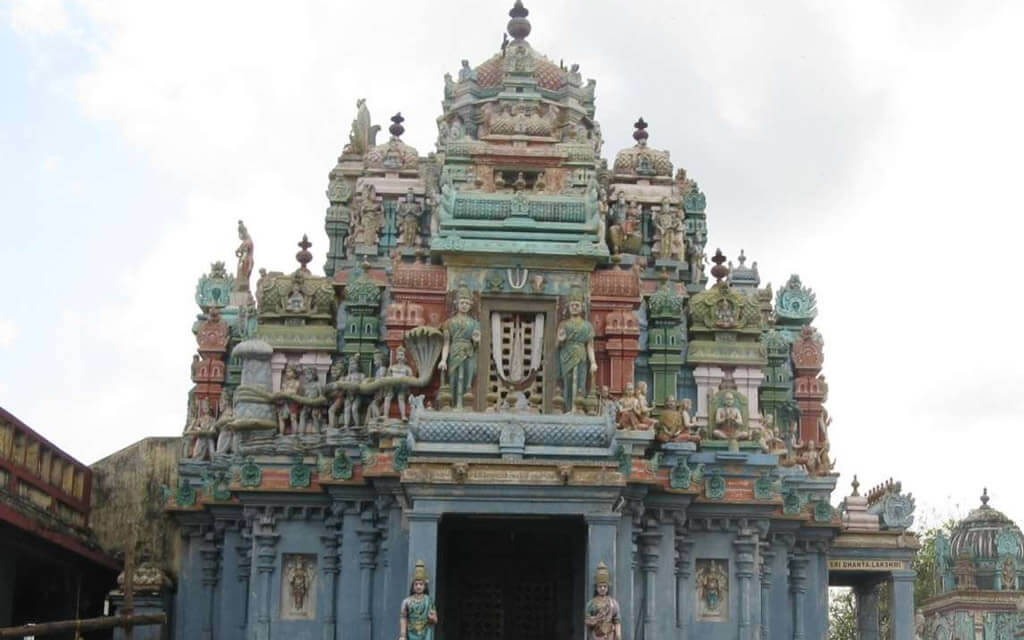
[
  {"left": 296, "top": 234, "right": 313, "bottom": 271},
  {"left": 710, "top": 249, "right": 729, "bottom": 282},
  {"left": 389, "top": 112, "right": 405, "bottom": 138},
  {"left": 507, "top": 1, "right": 531, "bottom": 41},
  {"left": 633, "top": 117, "right": 649, "bottom": 145},
  {"left": 851, "top": 475, "right": 860, "bottom": 496},
  {"left": 981, "top": 487, "right": 990, "bottom": 507}
]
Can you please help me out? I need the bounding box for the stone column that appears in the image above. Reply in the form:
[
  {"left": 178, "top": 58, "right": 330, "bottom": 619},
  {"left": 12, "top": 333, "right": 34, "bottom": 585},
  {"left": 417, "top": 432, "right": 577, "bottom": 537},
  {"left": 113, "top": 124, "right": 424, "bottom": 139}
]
[
  {"left": 854, "top": 581, "right": 880, "bottom": 640},
  {"left": 252, "top": 514, "right": 279, "bottom": 640},
  {"left": 407, "top": 512, "right": 440, "bottom": 593},
  {"left": 734, "top": 533, "right": 757, "bottom": 640},
  {"left": 889, "top": 571, "right": 916, "bottom": 640},
  {"left": 639, "top": 528, "right": 663, "bottom": 640},
  {"left": 199, "top": 529, "right": 223, "bottom": 640},
  {"left": 616, "top": 506, "right": 637, "bottom": 640},
  {"left": 356, "top": 508, "right": 380, "bottom": 640},
  {"left": 586, "top": 513, "right": 619, "bottom": 597},
  {"left": 321, "top": 504, "right": 345, "bottom": 640},
  {"left": 236, "top": 524, "right": 253, "bottom": 636},
  {"left": 788, "top": 551, "right": 808, "bottom": 640},
  {"left": 758, "top": 544, "right": 774, "bottom": 640},
  {"left": 673, "top": 523, "right": 693, "bottom": 637}
]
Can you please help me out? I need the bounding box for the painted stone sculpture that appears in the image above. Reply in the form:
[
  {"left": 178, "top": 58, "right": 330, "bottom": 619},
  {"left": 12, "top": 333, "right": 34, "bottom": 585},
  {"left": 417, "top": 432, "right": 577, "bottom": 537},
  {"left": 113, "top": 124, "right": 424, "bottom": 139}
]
[
  {"left": 584, "top": 563, "right": 621, "bottom": 640},
  {"left": 709, "top": 390, "right": 751, "bottom": 441},
  {"left": 557, "top": 286, "right": 597, "bottom": 412},
  {"left": 399, "top": 561, "right": 437, "bottom": 640},
  {"left": 696, "top": 559, "right": 729, "bottom": 621},
  {"left": 235, "top": 220, "right": 254, "bottom": 293},
  {"left": 384, "top": 346, "right": 414, "bottom": 421},
  {"left": 439, "top": 287, "right": 480, "bottom": 409},
  {"left": 656, "top": 396, "right": 699, "bottom": 443}
]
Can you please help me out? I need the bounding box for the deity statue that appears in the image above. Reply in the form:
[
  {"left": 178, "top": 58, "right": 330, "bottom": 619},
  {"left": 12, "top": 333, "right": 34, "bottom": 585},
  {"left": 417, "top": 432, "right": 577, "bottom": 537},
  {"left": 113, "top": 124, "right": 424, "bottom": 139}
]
[
  {"left": 633, "top": 382, "right": 659, "bottom": 429},
  {"left": 615, "top": 382, "right": 646, "bottom": 430},
  {"left": 327, "top": 360, "right": 347, "bottom": 429},
  {"left": 598, "top": 385, "right": 618, "bottom": 419},
  {"left": 340, "top": 355, "right": 365, "bottom": 429},
  {"left": 557, "top": 286, "right": 597, "bottom": 411},
  {"left": 277, "top": 364, "right": 301, "bottom": 435},
  {"left": 299, "top": 367, "right": 324, "bottom": 434},
  {"left": 399, "top": 561, "right": 438, "bottom": 640},
  {"left": 182, "top": 398, "right": 204, "bottom": 460},
  {"left": 397, "top": 188, "right": 423, "bottom": 248},
  {"left": 355, "top": 183, "right": 384, "bottom": 247},
  {"left": 214, "top": 388, "right": 239, "bottom": 455},
  {"left": 286, "top": 276, "right": 306, "bottom": 312},
  {"left": 584, "top": 563, "right": 620, "bottom": 640},
  {"left": 286, "top": 556, "right": 313, "bottom": 612},
  {"left": 656, "top": 396, "right": 699, "bottom": 443},
  {"left": 624, "top": 200, "right": 641, "bottom": 236},
  {"left": 235, "top": 220, "right": 254, "bottom": 293},
  {"left": 696, "top": 560, "right": 728, "bottom": 620},
  {"left": 756, "top": 414, "right": 787, "bottom": 455},
  {"left": 458, "top": 59, "right": 474, "bottom": 81},
  {"left": 711, "top": 391, "right": 750, "bottom": 440},
  {"left": 366, "top": 351, "right": 388, "bottom": 422},
  {"left": 385, "top": 346, "right": 414, "bottom": 421},
  {"left": 439, "top": 287, "right": 480, "bottom": 410},
  {"left": 653, "top": 198, "right": 685, "bottom": 261}
]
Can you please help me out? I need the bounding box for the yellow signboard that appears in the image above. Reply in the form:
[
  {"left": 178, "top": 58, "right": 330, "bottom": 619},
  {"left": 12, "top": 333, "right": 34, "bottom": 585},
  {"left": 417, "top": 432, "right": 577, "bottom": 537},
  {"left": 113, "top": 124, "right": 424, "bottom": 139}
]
[{"left": 828, "top": 559, "right": 905, "bottom": 571}]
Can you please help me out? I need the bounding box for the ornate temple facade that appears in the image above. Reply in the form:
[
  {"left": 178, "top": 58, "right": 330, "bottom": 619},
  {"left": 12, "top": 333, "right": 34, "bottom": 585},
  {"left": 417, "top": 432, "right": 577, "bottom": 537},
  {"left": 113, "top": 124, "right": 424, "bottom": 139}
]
[
  {"left": 920, "top": 490, "right": 1024, "bottom": 639},
  {"left": 154, "top": 4, "right": 924, "bottom": 640}
]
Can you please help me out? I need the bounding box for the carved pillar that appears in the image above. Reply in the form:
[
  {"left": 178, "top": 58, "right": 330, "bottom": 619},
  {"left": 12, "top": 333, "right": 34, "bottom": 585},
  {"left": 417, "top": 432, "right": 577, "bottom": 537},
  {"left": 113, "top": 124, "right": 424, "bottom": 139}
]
[
  {"left": 854, "top": 580, "right": 880, "bottom": 640},
  {"left": 586, "top": 513, "right": 619, "bottom": 598},
  {"left": 321, "top": 503, "right": 345, "bottom": 640},
  {"left": 734, "top": 532, "right": 757, "bottom": 640},
  {"left": 199, "top": 527, "right": 223, "bottom": 640},
  {"left": 889, "top": 571, "right": 916, "bottom": 640},
  {"left": 356, "top": 507, "right": 380, "bottom": 640},
  {"left": 236, "top": 521, "right": 253, "bottom": 636},
  {"left": 616, "top": 502, "right": 638, "bottom": 640},
  {"left": 788, "top": 551, "right": 808, "bottom": 640},
  {"left": 639, "top": 526, "right": 663, "bottom": 640},
  {"left": 758, "top": 543, "right": 774, "bottom": 640},
  {"left": 673, "top": 519, "right": 693, "bottom": 636},
  {"left": 252, "top": 512, "right": 279, "bottom": 640}
]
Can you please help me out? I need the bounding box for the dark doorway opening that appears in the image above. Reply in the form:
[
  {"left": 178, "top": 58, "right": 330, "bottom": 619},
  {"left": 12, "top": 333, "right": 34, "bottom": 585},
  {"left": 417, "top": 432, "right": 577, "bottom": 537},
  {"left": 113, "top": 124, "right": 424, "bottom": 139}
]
[{"left": 437, "top": 515, "right": 585, "bottom": 640}]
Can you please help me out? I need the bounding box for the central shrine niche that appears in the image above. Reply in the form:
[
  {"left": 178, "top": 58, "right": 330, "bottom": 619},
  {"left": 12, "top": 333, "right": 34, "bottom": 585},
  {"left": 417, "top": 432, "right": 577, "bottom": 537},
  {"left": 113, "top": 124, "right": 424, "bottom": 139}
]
[{"left": 164, "top": 3, "right": 924, "bottom": 640}]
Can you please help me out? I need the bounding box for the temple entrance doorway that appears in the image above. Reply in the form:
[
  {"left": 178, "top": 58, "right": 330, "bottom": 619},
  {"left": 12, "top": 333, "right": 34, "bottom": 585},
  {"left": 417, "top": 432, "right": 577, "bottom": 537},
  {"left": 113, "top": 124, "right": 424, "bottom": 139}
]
[{"left": 437, "top": 515, "right": 586, "bottom": 640}]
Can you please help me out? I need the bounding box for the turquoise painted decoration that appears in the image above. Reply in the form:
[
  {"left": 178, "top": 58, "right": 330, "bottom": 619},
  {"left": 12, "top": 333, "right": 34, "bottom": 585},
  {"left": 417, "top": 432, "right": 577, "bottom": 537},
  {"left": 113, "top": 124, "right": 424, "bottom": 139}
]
[
  {"left": 782, "top": 489, "right": 802, "bottom": 515},
  {"left": 195, "top": 261, "right": 234, "bottom": 310},
  {"left": 289, "top": 456, "right": 312, "bottom": 488},
  {"left": 201, "top": 469, "right": 231, "bottom": 502},
  {"left": 239, "top": 457, "right": 262, "bottom": 488},
  {"left": 754, "top": 471, "right": 774, "bottom": 501},
  {"left": 360, "top": 445, "right": 378, "bottom": 468},
  {"left": 705, "top": 470, "right": 726, "bottom": 501},
  {"left": 615, "top": 445, "right": 630, "bottom": 475},
  {"left": 647, "top": 452, "right": 661, "bottom": 474},
  {"left": 393, "top": 438, "right": 411, "bottom": 472},
  {"left": 813, "top": 500, "right": 832, "bottom": 523},
  {"left": 176, "top": 479, "right": 196, "bottom": 508},
  {"left": 775, "top": 274, "right": 817, "bottom": 323},
  {"left": 332, "top": 449, "right": 354, "bottom": 480}
]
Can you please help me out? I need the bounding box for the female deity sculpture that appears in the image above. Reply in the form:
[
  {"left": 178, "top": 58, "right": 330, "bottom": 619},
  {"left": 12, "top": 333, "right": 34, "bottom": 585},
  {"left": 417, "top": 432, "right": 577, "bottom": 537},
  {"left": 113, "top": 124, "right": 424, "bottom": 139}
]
[
  {"left": 384, "top": 346, "right": 414, "bottom": 421},
  {"left": 235, "top": 220, "right": 254, "bottom": 292},
  {"left": 439, "top": 286, "right": 480, "bottom": 409},
  {"left": 557, "top": 286, "right": 597, "bottom": 411},
  {"left": 584, "top": 563, "right": 621, "bottom": 640},
  {"left": 356, "top": 184, "right": 384, "bottom": 247},
  {"left": 399, "top": 561, "right": 437, "bottom": 640}
]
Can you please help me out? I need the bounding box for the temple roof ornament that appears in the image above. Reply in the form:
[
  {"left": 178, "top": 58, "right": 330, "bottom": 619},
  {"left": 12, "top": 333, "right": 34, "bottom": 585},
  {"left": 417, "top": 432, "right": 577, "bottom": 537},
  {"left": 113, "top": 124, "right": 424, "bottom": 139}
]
[
  {"left": 949, "top": 489, "right": 1024, "bottom": 562},
  {"left": 364, "top": 112, "right": 419, "bottom": 172},
  {"left": 342, "top": 98, "right": 380, "bottom": 157},
  {"left": 728, "top": 250, "right": 760, "bottom": 290},
  {"left": 775, "top": 274, "right": 818, "bottom": 324},
  {"left": 295, "top": 235, "right": 313, "bottom": 274},
  {"left": 613, "top": 118, "right": 673, "bottom": 179},
  {"left": 507, "top": 0, "right": 531, "bottom": 41}
]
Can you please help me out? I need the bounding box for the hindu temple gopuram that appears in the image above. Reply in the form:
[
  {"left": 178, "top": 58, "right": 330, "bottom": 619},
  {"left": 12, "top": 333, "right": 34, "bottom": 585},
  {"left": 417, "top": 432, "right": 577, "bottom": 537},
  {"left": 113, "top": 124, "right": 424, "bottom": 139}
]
[{"left": 151, "top": 4, "right": 930, "bottom": 640}]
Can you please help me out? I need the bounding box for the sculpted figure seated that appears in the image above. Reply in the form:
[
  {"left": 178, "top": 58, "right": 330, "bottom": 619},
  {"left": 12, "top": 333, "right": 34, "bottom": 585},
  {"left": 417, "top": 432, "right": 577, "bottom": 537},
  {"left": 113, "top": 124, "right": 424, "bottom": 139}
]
[
  {"left": 656, "top": 396, "right": 699, "bottom": 443},
  {"left": 710, "top": 390, "right": 751, "bottom": 441},
  {"left": 616, "top": 382, "right": 651, "bottom": 430}
]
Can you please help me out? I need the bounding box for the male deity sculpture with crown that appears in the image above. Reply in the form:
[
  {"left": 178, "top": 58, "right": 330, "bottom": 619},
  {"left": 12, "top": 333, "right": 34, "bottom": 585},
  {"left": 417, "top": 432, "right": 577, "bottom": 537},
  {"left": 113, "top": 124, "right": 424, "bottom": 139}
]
[
  {"left": 399, "top": 561, "right": 437, "bottom": 640},
  {"left": 557, "top": 285, "right": 597, "bottom": 412},
  {"left": 439, "top": 286, "right": 480, "bottom": 409}
]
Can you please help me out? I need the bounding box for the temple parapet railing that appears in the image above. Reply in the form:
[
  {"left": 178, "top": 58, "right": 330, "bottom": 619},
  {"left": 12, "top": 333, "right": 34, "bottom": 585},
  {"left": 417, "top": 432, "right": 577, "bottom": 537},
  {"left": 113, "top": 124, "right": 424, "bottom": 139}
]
[{"left": 408, "top": 410, "right": 616, "bottom": 460}]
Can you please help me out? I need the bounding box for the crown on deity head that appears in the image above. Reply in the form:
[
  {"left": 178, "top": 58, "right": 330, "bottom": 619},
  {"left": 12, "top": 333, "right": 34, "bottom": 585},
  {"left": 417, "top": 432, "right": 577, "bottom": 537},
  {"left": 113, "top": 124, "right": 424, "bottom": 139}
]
[
  {"left": 413, "top": 560, "right": 430, "bottom": 583},
  {"left": 454, "top": 284, "right": 473, "bottom": 303},
  {"left": 594, "top": 561, "right": 611, "bottom": 585},
  {"left": 568, "top": 285, "right": 585, "bottom": 305}
]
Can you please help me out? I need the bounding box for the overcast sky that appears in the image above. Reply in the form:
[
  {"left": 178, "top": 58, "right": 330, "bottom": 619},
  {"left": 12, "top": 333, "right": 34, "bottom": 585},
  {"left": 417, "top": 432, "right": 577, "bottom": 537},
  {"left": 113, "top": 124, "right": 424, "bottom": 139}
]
[{"left": 2, "top": 0, "right": 1022, "bottom": 530}]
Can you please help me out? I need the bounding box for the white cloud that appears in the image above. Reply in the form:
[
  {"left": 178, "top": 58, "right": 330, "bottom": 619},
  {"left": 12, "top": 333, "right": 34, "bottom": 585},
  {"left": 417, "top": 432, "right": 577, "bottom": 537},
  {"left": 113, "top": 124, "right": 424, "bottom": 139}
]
[
  {"left": 0, "top": 318, "right": 16, "bottom": 349},
  {"left": 7, "top": 0, "right": 70, "bottom": 36}
]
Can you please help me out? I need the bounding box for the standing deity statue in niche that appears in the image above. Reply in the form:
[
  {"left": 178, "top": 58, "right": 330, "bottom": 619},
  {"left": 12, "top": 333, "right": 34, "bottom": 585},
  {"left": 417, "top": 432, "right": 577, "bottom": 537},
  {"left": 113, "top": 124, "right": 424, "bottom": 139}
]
[
  {"left": 557, "top": 287, "right": 597, "bottom": 412},
  {"left": 277, "top": 364, "right": 301, "bottom": 435},
  {"left": 584, "top": 563, "right": 621, "bottom": 640},
  {"left": 327, "top": 360, "right": 347, "bottom": 428},
  {"left": 653, "top": 198, "right": 685, "bottom": 261},
  {"left": 397, "top": 188, "right": 423, "bottom": 248},
  {"left": 696, "top": 560, "right": 729, "bottom": 621},
  {"left": 235, "top": 220, "right": 254, "bottom": 292},
  {"left": 399, "top": 561, "right": 438, "bottom": 640},
  {"left": 299, "top": 367, "right": 324, "bottom": 434},
  {"left": 286, "top": 556, "right": 314, "bottom": 612},
  {"left": 439, "top": 287, "right": 480, "bottom": 410},
  {"left": 384, "top": 346, "right": 414, "bottom": 421},
  {"left": 341, "top": 355, "right": 365, "bottom": 429},
  {"left": 366, "top": 351, "right": 388, "bottom": 422},
  {"left": 355, "top": 183, "right": 384, "bottom": 247}
]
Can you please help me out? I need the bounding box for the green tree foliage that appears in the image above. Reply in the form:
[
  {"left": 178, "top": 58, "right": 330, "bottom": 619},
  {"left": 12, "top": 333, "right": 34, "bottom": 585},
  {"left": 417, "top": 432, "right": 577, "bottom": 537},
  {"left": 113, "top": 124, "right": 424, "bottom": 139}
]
[{"left": 828, "top": 588, "right": 856, "bottom": 640}]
